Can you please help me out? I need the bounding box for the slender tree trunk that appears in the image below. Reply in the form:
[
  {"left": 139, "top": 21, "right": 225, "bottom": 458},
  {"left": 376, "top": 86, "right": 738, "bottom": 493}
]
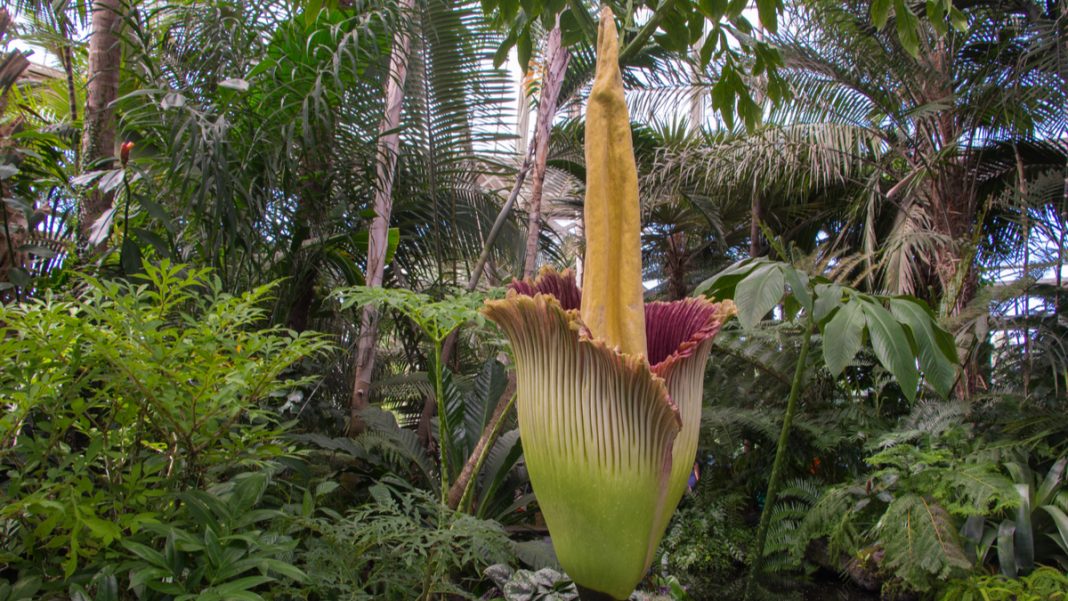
[
  {"left": 522, "top": 21, "right": 569, "bottom": 278},
  {"left": 57, "top": 16, "right": 78, "bottom": 125},
  {"left": 349, "top": 0, "right": 415, "bottom": 433},
  {"left": 665, "top": 231, "right": 688, "bottom": 300},
  {"left": 446, "top": 368, "right": 516, "bottom": 510},
  {"left": 1014, "top": 143, "right": 1032, "bottom": 395},
  {"left": 1, "top": 9, "right": 30, "bottom": 303},
  {"left": 78, "top": 0, "right": 123, "bottom": 253},
  {"left": 749, "top": 181, "right": 764, "bottom": 258}
]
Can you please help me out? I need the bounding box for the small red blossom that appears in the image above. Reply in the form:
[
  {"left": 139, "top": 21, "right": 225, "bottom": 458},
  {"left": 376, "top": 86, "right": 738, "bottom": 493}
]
[{"left": 120, "top": 141, "right": 135, "bottom": 166}]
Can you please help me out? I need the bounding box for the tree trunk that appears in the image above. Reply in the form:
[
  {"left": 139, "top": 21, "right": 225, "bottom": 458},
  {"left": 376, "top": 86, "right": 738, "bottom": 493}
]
[
  {"left": 665, "top": 231, "right": 688, "bottom": 300},
  {"left": 522, "top": 21, "right": 569, "bottom": 278},
  {"left": 1, "top": 9, "right": 30, "bottom": 303},
  {"left": 446, "top": 368, "right": 516, "bottom": 510},
  {"left": 78, "top": 0, "right": 124, "bottom": 253},
  {"left": 749, "top": 181, "right": 764, "bottom": 258},
  {"left": 349, "top": 0, "right": 415, "bottom": 433}
]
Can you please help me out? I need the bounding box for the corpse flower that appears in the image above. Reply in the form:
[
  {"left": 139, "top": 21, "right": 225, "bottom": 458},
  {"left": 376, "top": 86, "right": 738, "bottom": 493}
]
[{"left": 482, "top": 9, "right": 734, "bottom": 600}]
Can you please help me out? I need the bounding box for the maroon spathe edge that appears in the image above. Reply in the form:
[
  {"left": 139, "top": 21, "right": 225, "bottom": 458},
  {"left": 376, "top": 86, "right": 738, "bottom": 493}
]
[
  {"left": 507, "top": 268, "right": 727, "bottom": 373},
  {"left": 508, "top": 267, "right": 582, "bottom": 311},
  {"left": 645, "top": 299, "right": 726, "bottom": 376}
]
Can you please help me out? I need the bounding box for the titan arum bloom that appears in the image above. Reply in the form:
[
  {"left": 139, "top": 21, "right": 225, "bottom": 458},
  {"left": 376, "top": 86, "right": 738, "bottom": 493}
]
[{"left": 482, "top": 8, "right": 734, "bottom": 601}]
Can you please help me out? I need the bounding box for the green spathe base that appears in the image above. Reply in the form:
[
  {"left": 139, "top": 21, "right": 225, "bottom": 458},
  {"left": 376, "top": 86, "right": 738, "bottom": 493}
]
[{"left": 575, "top": 583, "right": 625, "bottom": 601}]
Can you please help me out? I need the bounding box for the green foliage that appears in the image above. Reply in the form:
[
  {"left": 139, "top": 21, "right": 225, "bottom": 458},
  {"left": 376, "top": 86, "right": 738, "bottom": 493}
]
[
  {"left": 654, "top": 490, "right": 753, "bottom": 595},
  {"left": 761, "top": 479, "right": 822, "bottom": 575},
  {"left": 789, "top": 403, "right": 1020, "bottom": 592},
  {"left": 335, "top": 286, "right": 491, "bottom": 344},
  {"left": 284, "top": 479, "right": 514, "bottom": 600},
  {"left": 967, "top": 457, "right": 1068, "bottom": 577},
  {"left": 697, "top": 257, "right": 959, "bottom": 401},
  {"left": 333, "top": 285, "right": 524, "bottom": 511},
  {"left": 938, "top": 567, "right": 1068, "bottom": 601},
  {"left": 478, "top": 0, "right": 786, "bottom": 130},
  {"left": 0, "top": 261, "right": 329, "bottom": 585},
  {"left": 117, "top": 472, "right": 305, "bottom": 601},
  {"left": 878, "top": 493, "right": 972, "bottom": 589}
]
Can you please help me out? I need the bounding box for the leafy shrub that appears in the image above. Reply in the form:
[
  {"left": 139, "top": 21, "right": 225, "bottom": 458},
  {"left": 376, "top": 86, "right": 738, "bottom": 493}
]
[
  {"left": 652, "top": 487, "right": 752, "bottom": 596},
  {"left": 790, "top": 404, "right": 1019, "bottom": 593},
  {"left": 0, "top": 262, "right": 329, "bottom": 589},
  {"left": 285, "top": 477, "right": 513, "bottom": 600},
  {"left": 939, "top": 567, "right": 1068, "bottom": 601},
  {"left": 961, "top": 457, "right": 1068, "bottom": 576},
  {"left": 116, "top": 472, "right": 305, "bottom": 601}
]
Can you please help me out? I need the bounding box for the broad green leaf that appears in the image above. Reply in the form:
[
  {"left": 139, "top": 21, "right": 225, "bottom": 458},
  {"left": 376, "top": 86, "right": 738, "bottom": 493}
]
[
  {"left": 861, "top": 300, "right": 918, "bottom": 401},
  {"left": 893, "top": 0, "right": 920, "bottom": 56},
  {"left": 1015, "top": 483, "right": 1034, "bottom": 574},
  {"left": 734, "top": 263, "right": 784, "bottom": 329},
  {"left": 9, "top": 576, "right": 41, "bottom": 600},
  {"left": 813, "top": 283, "right": 842, "bottom": 323},
  {"left": 204, "top": 528, "right": 224, "bottom": 568},
  {"left": 260, "top": 558, "right": 307, "bottom": 582},
  {"left": 698, "top": 0, "right": 728, "bottom": 20},
  {"left": 211, "top": 576, "right": 274, "bottom": 595},
  {"left": 315, "top": 481, "right": 340, "bottom": 498},
  {"left": 889, "top": 297, "right": 958, "bottom": 398},
  {"left": 781, "top": 265, "right": 811, "bottom": 312},
  {"left": 948, "top": 6, "right": 968, "bottom": 31},
  {"left": 83, "top": 516, "right": 122, "bottom": 544},
  {"left": 871, "top": 0, "right": 891, "bottom": 29},
  {"left": 122, "top": 541, "right": 170, "bottom": 570},
  {"left": 7, "top": 267, "right": 31, "bottom": 288},
  {"left": 756, "top": 0, "right": 779, "bottom": 33},
  {"left": 1041, "top": 505, "right": 1068, "bottom": 556},
  {"left": 927, "top": 1, "right": 948, "bottom": 36},
  {"left": 997, "top": 520, "right": 1017, "bottom": 577},
  {"left": 1036, "top": 458, "right": 1067, "bottom": 507},
  {"left": 121, "top": 238, "right": 143, "bottom": 275},
  {"left": 823, "top": 302, "right": 865, "bottom": 377},
  {"left": 694, "top": 259, "right": 761, "bottom": 300}
]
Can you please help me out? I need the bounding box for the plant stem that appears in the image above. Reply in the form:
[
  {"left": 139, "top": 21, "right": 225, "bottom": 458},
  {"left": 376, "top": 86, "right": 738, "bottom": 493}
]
[
  {"left": 432, "top": 340, "right": 450, "bottom": 503},
  {"left": 746, "top": 323, "right": 812, "bottom": 596},
  {"left": 457, "top": 392, "right": 516, "bottom": 513},
  {"left": 619, "top": 0, "right": 678, "bottom": 63}
]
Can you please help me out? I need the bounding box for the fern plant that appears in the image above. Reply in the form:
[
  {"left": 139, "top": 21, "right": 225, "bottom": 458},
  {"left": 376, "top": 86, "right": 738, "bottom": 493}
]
[
  {"left": 939, "top": 566, "right": 1068, "bottom": 601},
  {"left": 789, "top": 403, "right": 1019, "bottom": 593},
  {"left": 283, "top": 478, "right": 513, "bottom": 601}
]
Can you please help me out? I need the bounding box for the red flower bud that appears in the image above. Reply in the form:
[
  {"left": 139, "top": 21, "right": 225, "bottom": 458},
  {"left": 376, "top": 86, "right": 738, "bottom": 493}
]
[{"left": 120, "top": 141, "right": 135, "bottom": 166}]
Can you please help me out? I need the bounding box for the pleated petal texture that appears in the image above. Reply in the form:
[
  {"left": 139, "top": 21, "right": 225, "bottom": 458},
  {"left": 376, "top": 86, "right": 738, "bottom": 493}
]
[
  {"left": 645, "top": 298, "right": 737, "bottom": 542},
  {"left": 508, "top": 266, "right": 582, "bottom": 311},
  {"left": 483, "top": 292, "right": 681, "bottom": 600}
]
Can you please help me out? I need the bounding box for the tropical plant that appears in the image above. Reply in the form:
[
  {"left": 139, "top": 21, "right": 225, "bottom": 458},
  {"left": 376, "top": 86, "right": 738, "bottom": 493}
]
[
  {"left": 484, "top": 13, "right": 735, "bottom": 599},
  {"left": 0, "top": 10, "right": 77, "bottom": 300},
  {"left": 962, "top": 457, "right": 1068, "bottom": 576},
  {"left": 939, "top": 566, "right": 1068, "bottom": 601},
  {"left": 0, "top": 261, "right": 329, "bottom": 587},
  {"left": 695, "top": 252, "right": 960, "bottom": 592},
  {"left": 653, "top": 486, "right": 753, "bottom": 596},
  {"left": 789, "top": 403, "right": 1021, "bottom": 593},
  {"left": 655, "top": 0, "right": 1066, "bottom": 350},
  {"left": 116, "top": 472, "right": 306, "bottom": 601},
  {"left": 284, "top": 477, "right": 513, "bottom": 600}
]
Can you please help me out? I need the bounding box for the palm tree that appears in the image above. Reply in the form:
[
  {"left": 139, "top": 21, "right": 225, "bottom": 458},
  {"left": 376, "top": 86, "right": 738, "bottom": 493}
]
[
  {"left": 657, "top": 0, "right": 1063, "bottom": 328},
  {"left": 351, "top": 0, "right": 416, "bottom": 432},
  {"left": 79, "top": 0, "right": 124, "bottom": 252}
]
